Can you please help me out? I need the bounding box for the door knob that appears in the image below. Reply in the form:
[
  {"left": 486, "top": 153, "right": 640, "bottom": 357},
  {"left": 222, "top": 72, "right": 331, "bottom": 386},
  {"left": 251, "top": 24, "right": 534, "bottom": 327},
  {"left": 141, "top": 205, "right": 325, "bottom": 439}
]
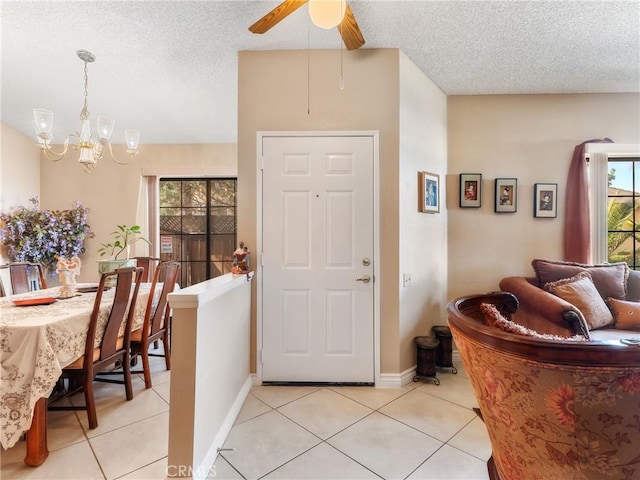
[{"left": 356, "top": 275, "right": 371, "bottom": 283}]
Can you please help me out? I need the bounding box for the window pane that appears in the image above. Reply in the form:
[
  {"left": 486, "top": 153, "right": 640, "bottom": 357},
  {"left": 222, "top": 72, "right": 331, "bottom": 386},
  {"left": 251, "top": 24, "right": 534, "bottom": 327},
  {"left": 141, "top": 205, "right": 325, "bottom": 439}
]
[
  {"left": 182, "top": 208, "right": 206, "bottom": 234},
  {"left": 159, "top": 234, "right": 181, "bottom": 262},
  {"left": 159, "top": 181, "right": 181, "bottom": 207},
  {"left": 609, "top": 232, "right": 633, "bottom": 264},
  {"left": 183, "top": 235, "right": 207, "bottom": 261},
  {"left": 185, "top": 262, "right": 207, "bottom": 285},
  {"left": 210, "top": 234, "right": 235, "bottom": 262},
  {"left": 210, "top": 207, "right": 236, "bottom": 234},
  {"left": 609, "top": 161, "right": 633, "bottom": 194},
  {"left": 182, "top": 181, "right": 207, "bottom": 207},
  {"left": 211, "top": 180, "right": 236, "bottom": 206}
]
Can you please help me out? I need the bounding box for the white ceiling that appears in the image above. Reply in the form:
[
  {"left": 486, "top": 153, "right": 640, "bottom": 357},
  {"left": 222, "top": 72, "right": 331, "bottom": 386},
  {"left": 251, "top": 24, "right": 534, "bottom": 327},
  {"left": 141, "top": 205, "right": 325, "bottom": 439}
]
[{"left": 2, "top": 0, "right": 639, "bottom": 145}]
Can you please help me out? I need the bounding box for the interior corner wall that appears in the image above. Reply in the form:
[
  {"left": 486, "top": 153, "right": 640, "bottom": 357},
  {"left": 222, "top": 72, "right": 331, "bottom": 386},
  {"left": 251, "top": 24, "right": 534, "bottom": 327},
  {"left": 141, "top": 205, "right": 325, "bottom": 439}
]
[
  {"left": 237, "top": 48, "right": 402, "bottom": 375},
  {"left": 398, "top": 53, "right": 448, "bottom": 372},
  {"left": 0, "top": 123, "right": 41, "bottom": 263},
  {"left": 447, "top": 93, "right": 640, "bottom": 302},
  {"left": 38, "top": 143, "right": 237, "bottom": 283}
]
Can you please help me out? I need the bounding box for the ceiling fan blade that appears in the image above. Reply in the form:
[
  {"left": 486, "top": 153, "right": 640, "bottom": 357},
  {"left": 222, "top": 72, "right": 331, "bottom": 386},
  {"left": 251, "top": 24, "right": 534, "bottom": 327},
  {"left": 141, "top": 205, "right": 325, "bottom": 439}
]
[
  {"left": 338, "top": 3, "right": 365, "bottom": 50},
  {"left": 249, "top": 0, "right": 308, "bottom": 34}
]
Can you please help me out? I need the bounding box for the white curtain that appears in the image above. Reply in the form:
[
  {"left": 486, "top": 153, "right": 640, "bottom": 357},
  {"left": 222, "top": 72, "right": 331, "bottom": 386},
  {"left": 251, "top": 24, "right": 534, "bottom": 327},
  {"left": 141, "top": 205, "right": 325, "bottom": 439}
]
[
  {"left": 133, "top": 175, "right": 159, "bottom": 258},
  {"left": 588, "top": 152, "right": 609, "bottom": 264}
]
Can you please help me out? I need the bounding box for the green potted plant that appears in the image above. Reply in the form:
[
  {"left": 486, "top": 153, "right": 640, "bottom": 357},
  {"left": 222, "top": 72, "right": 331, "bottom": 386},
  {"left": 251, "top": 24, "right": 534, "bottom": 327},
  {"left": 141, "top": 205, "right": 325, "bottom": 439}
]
[{"left": 97, "top": 224, "right": 150, "bottom": 283}]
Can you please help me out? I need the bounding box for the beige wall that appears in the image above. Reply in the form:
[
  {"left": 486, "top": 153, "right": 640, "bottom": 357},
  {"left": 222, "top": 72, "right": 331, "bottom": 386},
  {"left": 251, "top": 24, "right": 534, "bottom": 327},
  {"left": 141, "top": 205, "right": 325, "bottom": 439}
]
[
  {"left": 239, "top": 49, "right": 415, "bottom": 375},
  {"left": 447, "top": 93, "right": 640, "bottom": 301},
  {"left": 38, "top": 143, "right": 237, "bottom": 283},
  {"left": 238, "top": 49, "right": 447, "bottom": 376},
  {"left": 0, "top": 124, "right": 41, "bottom": 263},
  {"left": 398, "top": 53, "right": 448, "bottom": 372}
]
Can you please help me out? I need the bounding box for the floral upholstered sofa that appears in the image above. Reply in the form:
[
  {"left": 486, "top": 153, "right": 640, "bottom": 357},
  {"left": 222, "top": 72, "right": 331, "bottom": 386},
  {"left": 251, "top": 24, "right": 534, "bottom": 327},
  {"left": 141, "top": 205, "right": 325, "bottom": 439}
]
[
  {"left": 447, "top": 291, "right": 640, "bottom": 480},
  {"left": 499, "top": 259, "right": 640, "bottom": 342}
]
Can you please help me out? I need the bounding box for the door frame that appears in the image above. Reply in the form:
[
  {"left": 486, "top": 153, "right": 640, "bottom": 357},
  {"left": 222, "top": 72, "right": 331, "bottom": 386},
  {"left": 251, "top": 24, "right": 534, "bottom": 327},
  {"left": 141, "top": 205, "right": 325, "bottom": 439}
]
[{"left": 256, "top": 131, "right": 381, "bottom": 385}]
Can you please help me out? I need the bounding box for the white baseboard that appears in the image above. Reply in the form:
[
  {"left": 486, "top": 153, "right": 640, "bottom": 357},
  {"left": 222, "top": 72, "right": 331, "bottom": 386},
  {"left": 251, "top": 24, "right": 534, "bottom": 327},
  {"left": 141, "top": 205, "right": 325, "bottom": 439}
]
[
  {"left": 377, "top": 352, "right": 464, "bottom": 389},
  {"left": 377, "top": 366, "right": 417, "bottom": 388}
]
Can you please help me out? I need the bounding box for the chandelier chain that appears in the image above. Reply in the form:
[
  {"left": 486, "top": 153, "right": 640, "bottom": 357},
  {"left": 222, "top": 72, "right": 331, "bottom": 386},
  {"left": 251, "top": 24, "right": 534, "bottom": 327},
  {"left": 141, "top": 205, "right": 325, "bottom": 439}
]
[{"left": 80, "top": 60, "right": 90, "bottom": 121}]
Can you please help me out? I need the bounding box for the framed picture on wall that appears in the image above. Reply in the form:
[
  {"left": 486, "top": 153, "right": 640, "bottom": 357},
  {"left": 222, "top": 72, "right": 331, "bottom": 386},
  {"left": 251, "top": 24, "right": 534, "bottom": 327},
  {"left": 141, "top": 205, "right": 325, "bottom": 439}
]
[
  {"left": 419, "top": 171, "right": 440, "bottom": 213},
  {"left": 495, "top": 178, "right": 517, "bottom": 213},
  {"left": 460, "top": 173, "right": 482, "bottom": 208},
  {"left": 534, "top": 183, "right": 558, "bottom": 218}
]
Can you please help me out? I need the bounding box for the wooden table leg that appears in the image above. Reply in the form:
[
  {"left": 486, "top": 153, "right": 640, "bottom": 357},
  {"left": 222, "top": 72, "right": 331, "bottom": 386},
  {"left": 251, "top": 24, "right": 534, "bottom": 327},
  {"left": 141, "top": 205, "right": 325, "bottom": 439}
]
[{"left": 24, "top": 398, "right": 48, "bottom": 466}]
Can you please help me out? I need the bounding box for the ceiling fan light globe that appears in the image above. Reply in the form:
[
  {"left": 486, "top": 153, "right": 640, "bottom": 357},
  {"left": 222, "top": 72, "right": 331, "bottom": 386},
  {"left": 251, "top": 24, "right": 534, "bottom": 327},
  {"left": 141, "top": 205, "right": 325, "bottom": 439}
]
[{"left": 308, "top": 0, "right": 346, "bottom": 29}]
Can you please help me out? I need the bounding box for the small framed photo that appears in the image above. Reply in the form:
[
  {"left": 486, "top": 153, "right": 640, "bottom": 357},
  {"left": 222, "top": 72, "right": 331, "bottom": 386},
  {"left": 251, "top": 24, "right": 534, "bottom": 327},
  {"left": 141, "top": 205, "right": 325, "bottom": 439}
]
[
  {"left": 534, "top": 183, "right": 558, "bottom": 218},
  {"left": 460, "top": 173, "right": 482, "bottom": 208},
  {"left": 418, "top": 171, "right": 440, "bottom": 213},
  {"left": 495, "top": 178, "right": 517, "bottom": 213}
]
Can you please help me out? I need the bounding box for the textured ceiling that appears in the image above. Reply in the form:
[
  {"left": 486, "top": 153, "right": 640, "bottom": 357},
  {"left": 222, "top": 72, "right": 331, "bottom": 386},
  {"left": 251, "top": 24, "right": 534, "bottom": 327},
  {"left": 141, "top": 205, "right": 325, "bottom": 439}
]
[{"left": 1, "top": 0, "right": 639, "bottom": 145}]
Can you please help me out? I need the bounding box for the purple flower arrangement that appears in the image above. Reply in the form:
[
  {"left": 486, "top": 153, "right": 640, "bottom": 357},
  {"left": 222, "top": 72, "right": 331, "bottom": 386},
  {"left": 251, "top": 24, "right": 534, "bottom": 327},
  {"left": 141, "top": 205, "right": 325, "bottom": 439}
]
[{"left": 0, "top": 197, "right": 94, "bottom": 274}]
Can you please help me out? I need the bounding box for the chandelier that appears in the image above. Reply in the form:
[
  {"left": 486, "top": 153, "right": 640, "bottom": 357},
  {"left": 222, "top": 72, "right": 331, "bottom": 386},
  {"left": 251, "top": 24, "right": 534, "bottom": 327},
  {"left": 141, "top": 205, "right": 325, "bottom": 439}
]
[{"left": 33, "top": 50, "right": 140, "bottom": 173}]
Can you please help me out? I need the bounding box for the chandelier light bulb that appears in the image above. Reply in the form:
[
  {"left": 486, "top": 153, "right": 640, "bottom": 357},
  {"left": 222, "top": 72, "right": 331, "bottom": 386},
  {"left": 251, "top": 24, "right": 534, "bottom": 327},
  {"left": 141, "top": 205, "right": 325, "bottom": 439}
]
[
  {"left": 125, "top": 130, "right": 141, "bottom": 153},
  {"left": 308, "top": 0, "right": 346, "bottom": 29},
  {"left": 33, "top": 108, "right": 54, "bottom": 139},
  {"left": 97, "top": 115, "right": 115, "bottom": 143}
]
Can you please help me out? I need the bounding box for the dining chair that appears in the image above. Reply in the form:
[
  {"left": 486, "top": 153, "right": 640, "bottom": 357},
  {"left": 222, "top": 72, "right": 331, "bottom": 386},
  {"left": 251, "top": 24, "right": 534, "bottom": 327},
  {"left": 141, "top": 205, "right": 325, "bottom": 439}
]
[
  {"left": 133, "top": 256, "right": 161, "bottom": 283},
  {"left": 48, "top": 266, "right": 144, "bottom": 429},
  {"left": 130, "top": 261, "right": 180, "bottom": 388},
  {"left": 0, "top": 264, "right": 8, "bottom": 297},
  {"left": 9, "top": 262, "right": 47, "bottom": 294}
]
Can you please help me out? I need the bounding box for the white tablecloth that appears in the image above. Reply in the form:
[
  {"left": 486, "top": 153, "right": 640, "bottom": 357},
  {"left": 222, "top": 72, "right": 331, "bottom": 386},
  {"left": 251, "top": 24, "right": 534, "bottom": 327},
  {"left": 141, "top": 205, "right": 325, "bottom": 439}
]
[{"left": 0, "top": 283, "right": 156, "bottom": 449}]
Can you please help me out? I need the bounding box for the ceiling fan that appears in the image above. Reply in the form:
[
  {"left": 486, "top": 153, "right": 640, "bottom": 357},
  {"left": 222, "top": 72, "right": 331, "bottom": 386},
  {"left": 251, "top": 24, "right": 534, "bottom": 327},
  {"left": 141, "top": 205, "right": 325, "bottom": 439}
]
[{"left": 249, "top": 0, "right": 365, "bottom": 50}]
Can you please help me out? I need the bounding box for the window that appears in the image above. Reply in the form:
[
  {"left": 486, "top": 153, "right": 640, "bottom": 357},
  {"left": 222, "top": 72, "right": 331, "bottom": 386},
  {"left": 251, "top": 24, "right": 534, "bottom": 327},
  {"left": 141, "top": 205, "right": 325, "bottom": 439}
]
[
  {"left": 587, "top": 144, "right": 640, "bottom": 266},
  {"left": 607, "top": 158, "right": 640, "bottom": 268},
  {"left": 159, "top": 178, "right": 237, "bottom": 287}
]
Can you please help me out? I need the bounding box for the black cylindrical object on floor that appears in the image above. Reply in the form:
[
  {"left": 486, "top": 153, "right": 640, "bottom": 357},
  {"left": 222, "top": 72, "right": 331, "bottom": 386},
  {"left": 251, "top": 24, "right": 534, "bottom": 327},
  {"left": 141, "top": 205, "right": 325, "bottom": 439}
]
[{"left": 414, "top": 336, "right": 439, "bottom": 378}]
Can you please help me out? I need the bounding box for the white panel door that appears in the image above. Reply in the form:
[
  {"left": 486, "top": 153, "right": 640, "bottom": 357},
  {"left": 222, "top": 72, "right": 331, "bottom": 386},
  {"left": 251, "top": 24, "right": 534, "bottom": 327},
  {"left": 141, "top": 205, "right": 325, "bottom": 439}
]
[{"left": 262, "top": 135, "right": 374, "bottom": 383}]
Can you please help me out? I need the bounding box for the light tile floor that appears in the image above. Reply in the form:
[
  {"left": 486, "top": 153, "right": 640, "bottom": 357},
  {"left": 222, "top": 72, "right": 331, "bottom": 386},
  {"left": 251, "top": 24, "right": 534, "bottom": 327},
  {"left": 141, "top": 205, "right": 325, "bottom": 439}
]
[{"left": 1, "top": 357, "right": 491, "bottom": 480}]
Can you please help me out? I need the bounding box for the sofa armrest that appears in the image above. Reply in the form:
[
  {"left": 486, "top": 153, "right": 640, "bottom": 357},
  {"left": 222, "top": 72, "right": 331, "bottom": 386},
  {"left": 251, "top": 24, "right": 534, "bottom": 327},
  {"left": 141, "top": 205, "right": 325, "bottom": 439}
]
[{"left": 499, "top": 276, "right": 590, "bottom": 339}]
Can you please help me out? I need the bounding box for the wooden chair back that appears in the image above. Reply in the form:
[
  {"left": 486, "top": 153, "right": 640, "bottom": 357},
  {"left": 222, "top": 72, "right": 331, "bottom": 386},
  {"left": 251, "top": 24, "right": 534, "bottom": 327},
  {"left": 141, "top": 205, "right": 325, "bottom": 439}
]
[
  {"left": 86, "top": 266, "right": 143, "bottom": 364},
  {"left": 9, "top": 262, "right": 47, "bottom": 294},
  {"left": 144, "top": 261, "right": 180, "bottom": 339},
  {"left": 133, "top": 256, "right": 161, "bottom": 283},
  {"left": 0, "top": 264, "right": 8, "bottom": 297},
  {"left": 50, "top": 266, "right": 144, "bottom": 429}
]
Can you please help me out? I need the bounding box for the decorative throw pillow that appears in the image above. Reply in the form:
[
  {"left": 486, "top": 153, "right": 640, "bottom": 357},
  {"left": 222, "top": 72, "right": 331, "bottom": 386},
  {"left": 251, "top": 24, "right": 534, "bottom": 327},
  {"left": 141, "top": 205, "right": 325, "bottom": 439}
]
[
  {"left": 532, "top": 259, "right": 629, "bottom": 300},
  {"left": 626, "top": 269, "right": 640, "bottom": 301},
  {"left": 544, "top": 272, "right": 614, "bottom": 330},
  {"left": 607, "top": 298, "right": 640, "bottom": 330},
  {"left": 479, "top": 303, "right": 586, "bottom": 341}
]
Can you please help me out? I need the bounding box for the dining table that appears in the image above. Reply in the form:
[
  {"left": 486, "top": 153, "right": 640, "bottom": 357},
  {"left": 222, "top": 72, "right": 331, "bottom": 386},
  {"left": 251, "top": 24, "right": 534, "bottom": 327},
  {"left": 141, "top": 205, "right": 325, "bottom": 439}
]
[{"left": 0, "top": 282, "right": 159, "bottom": 466}]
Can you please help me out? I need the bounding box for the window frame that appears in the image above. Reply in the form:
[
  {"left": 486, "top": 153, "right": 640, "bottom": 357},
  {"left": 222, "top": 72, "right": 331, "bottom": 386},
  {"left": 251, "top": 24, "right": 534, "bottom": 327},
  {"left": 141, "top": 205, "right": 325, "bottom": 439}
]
[{"left": 587, "top": 144, "right": 640, "bottom": 265}]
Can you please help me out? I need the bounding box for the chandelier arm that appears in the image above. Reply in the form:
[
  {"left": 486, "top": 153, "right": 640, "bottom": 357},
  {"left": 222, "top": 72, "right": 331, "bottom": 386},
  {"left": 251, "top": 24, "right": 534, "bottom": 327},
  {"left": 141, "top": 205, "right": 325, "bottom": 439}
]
[
  {"left": 103, "top": 142, "right": 137, "bottom": 166},
  {"left": 39, "top": 136, "right": 72, "bottom": 161}
]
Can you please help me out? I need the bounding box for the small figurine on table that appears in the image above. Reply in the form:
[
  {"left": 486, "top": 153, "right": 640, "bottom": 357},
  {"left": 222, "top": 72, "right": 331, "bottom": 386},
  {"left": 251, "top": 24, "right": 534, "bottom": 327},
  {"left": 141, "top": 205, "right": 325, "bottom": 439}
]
[
  {"left": 56, "top": 256, "right": 81, "bottom": 298},
  {"left": 232, "top": 241, "right": 250, "bottom": 274}
]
